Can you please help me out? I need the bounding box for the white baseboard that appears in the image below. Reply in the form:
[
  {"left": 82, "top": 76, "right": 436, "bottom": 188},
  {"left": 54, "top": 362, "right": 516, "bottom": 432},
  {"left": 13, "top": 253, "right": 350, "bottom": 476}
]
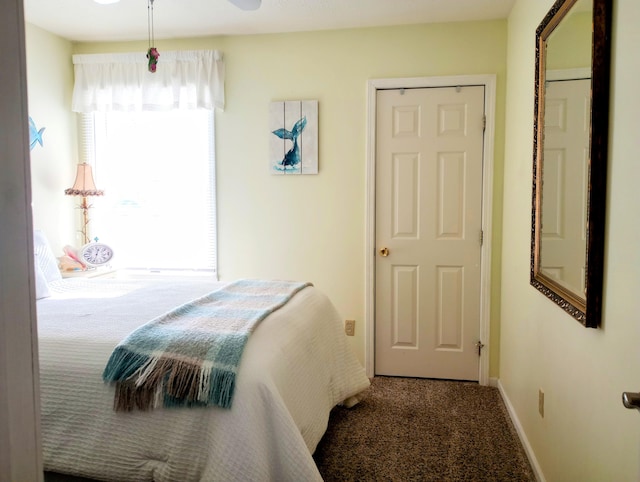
[
  {"left": 489, "top": 377, "right": 499, "bottom": 387},
  {"left": 497, "top": 380, "right": 546, "bottom": 482}
]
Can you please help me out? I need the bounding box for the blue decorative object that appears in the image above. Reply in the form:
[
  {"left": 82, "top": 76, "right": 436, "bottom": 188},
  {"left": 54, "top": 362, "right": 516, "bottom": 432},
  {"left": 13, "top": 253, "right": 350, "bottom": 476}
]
[
  {"left": 29, "top": 117, "right": 45, "bottom": 150},
  {"left": 269, "top": 100, "right": 318, "bottom": 175},
  {"left": 272, "top": 116, "right": 307, "bottom": 171},
  {"left": 103, "top": 279, "right": 312, "bottom": 410}
]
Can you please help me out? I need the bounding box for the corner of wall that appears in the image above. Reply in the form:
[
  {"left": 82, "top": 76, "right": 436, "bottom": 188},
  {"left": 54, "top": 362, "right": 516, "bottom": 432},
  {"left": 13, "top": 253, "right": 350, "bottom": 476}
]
[{"left": 497, "top": 379, "right": 546, "bottom": 482}]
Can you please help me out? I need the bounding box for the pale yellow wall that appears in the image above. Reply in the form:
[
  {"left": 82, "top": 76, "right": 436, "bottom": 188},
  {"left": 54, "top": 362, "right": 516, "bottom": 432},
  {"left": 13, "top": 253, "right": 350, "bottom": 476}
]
[
  {"left": 72, "top": 21, "right": 508, "bottom": 368},
  {"left": 546, "top": 10, "right": 592, "bottom": 70},
  {"left": 25, "top": 24, "right": 77, "bottom": 255},
  {"left": 501, "top": 0, "right": 640, "bottom": 480}
]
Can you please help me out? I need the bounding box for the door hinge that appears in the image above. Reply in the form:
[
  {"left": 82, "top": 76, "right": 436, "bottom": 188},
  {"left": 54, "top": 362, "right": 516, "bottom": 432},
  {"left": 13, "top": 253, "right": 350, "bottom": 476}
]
[
  {"left": 480, "top": 229, "right": 484, "bottom": 246},
  {"left": 482, "top": 115, "right": 486, "bottom": 132},
  {"left": 475, "top": 340, "right": 485, "bottom": 357}
]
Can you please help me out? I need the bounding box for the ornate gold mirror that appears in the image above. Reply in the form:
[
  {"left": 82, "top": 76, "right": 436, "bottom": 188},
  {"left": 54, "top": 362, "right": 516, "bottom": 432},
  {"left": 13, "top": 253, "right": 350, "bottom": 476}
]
[{"left": 531, "top": 0, "right": 612, "bottom": 328}]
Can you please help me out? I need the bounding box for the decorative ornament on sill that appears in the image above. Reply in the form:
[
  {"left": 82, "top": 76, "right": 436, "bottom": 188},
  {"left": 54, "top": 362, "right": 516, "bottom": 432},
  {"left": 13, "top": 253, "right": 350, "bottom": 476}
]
[{"left": 146, "top": 0, "right": 159, "bottom": 73}]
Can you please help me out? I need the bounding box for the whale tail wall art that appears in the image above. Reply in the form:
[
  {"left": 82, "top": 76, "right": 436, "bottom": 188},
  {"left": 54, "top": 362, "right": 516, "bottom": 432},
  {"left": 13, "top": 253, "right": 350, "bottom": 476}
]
[{"left": 269, "top": 100, "right": 318, "bottom": 174}]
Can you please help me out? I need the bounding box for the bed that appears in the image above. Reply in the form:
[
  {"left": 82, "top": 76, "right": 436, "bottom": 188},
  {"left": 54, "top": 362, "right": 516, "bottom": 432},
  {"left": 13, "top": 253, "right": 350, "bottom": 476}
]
[{"left": 34, "top": 233, "right": 370, "bottom": 481}]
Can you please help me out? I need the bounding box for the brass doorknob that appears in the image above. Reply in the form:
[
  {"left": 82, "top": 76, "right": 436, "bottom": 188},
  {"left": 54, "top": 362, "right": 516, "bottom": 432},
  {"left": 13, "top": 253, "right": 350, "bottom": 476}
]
[{"left": 379, "top": 247, "right": 390, "bottom": 257}]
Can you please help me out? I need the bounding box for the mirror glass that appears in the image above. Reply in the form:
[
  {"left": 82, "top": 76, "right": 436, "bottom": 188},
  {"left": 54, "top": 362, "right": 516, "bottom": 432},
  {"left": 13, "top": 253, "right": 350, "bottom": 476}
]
[
  {"left": 531, "top": 0, "right": 612, "bottom": 327},
  {"left": 539, "top": 0, "right": 592, "bottom": 298}
]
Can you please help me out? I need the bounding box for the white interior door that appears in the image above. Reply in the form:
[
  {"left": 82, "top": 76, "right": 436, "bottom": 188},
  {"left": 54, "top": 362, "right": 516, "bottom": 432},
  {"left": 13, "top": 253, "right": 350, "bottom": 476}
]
[
  {"left": 540, "top": 78, "right": 590, "bottom": 295},
  {"left": 375, "top": 85, "right": 485, "bottom": 381}
]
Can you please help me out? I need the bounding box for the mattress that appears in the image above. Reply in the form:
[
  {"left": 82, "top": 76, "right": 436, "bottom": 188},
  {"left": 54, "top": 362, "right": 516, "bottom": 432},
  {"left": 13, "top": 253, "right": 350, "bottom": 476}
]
[{"left": 37, "top": 277, "right": 370, "bottom": 481}]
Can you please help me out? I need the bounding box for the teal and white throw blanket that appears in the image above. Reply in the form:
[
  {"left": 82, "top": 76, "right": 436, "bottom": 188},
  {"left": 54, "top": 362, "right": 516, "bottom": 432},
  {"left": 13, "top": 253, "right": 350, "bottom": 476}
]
[{"left": 103, "top": 279, "right": 311, "bottom": 411}]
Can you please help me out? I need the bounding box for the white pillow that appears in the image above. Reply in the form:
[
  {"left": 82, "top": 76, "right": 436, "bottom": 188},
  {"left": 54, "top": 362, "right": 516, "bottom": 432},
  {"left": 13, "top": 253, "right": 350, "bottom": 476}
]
[
  {"left": 33, "top": 230, "right": 62, "bottom": 283},
  {"left": 34, "top": 262, "right": 51, "bottom": 300}
]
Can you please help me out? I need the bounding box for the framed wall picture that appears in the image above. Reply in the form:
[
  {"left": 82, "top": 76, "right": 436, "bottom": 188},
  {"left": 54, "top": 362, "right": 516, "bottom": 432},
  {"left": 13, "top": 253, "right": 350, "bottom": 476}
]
[{"left": 269, "top": 100, "right": 318, "bottom": 175}]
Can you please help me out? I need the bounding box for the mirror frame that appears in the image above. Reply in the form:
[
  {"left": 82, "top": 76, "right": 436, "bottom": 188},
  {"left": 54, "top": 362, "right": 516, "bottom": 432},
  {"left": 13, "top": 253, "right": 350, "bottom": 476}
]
[{"left": 531, "top": 0, "right": 613, "bottom": 328}]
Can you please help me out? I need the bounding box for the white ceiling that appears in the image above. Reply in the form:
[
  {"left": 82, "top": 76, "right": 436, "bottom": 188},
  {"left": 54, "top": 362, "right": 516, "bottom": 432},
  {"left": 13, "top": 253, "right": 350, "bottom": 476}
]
[{"left": 23, "top": 0, "right": 516, "bottom": 43}]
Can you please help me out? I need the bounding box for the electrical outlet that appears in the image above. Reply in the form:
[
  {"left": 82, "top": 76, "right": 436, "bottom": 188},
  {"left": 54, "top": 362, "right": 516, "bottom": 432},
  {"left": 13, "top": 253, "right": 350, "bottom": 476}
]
[
  {"left": 538, "top": 389, "right": 545, "bottom": 418},
  {"left": 345, "top": 319, "right": 355, "bottom": 336}
]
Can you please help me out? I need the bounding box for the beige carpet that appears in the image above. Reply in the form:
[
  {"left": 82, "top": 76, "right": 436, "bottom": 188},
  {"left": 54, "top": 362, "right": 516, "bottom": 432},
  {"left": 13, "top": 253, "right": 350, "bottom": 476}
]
[
  {"left": 46, "top": 376, "right": 536, "bottom": 481},
  {"left": 313, "top": 376, "right": 537, "bottom": 482}
]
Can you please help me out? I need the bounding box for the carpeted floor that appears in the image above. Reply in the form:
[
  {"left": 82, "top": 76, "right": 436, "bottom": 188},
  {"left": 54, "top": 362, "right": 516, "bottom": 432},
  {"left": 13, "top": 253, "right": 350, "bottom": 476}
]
[
  {"left": 313, "top": 376, "right": 537, "bottom": 482},
  {"left": 46, "top": 376, "right": 536, "bottom": 482}
]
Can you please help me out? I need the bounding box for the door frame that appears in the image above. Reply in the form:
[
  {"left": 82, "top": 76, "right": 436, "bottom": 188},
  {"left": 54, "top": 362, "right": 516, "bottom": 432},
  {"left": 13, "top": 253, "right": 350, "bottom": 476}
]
[
  {"left": 0, "top": 0, "right": 43, "bottom": 479},
  {"left": 365, "top": 74, "right": 497, "bottom": 385}
]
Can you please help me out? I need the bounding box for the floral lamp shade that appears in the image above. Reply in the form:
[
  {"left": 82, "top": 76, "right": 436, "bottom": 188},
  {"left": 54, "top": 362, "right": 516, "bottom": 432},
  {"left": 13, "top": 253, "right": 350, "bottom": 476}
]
[
  {"left": 65, "top": 163, "right": 104, "bottom": 197},
  {"left": 65, "top": 163, "right": 104, "bottom": 244}
]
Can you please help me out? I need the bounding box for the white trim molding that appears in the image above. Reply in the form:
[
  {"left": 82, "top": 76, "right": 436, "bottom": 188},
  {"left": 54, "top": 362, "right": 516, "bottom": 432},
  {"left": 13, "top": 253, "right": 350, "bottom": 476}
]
[
  {"left": 364, "top": 74, "right": 496, "bottom": 385},
  {"left": 498, "top": 380, "right": 546, "bottom": 482},
  {"left": 545, "top": 67, "right": 591, "bottom": 81}
]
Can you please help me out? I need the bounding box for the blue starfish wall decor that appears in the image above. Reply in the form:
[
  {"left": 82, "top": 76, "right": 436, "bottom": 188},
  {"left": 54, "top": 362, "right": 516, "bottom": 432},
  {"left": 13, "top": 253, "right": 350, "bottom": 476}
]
[{"left": 29, "top": 117, "right": 45, "bottom": 150}]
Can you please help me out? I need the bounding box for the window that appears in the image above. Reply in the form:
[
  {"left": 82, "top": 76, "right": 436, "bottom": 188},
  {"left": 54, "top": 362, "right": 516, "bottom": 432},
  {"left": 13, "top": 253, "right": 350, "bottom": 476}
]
[{"left": 82, "top": 110, "right": 217, "bottom": 275}]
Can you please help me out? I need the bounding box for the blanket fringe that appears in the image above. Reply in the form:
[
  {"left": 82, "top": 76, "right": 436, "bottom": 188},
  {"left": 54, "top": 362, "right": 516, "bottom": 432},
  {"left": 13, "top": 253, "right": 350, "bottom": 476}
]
[
  {"left": 103, "top": 347, "right": 151, "bottom": 381},
  {"left": 113, "top": 380, "right": 156, "bottom": 412},
  {"left": 105, "top": 349, "right": 237, "bottom": 410}
]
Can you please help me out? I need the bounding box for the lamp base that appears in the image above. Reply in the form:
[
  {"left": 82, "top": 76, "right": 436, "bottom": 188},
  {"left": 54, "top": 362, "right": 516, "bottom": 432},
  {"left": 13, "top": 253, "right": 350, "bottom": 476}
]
[{"left": 78, "top": 196, "right": 91, "bottom": 245}]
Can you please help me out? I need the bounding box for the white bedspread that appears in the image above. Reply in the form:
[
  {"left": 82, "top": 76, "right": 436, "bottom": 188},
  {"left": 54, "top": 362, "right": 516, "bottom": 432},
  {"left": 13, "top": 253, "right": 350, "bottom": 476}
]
[{"left": 37, "top": 278, "right": 370, "bottom": 481}]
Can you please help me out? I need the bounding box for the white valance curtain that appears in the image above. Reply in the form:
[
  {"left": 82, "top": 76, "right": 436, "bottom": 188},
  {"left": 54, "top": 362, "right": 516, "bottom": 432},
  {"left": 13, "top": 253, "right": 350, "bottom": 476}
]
[{"left": 71, "top": 50, "right": 224, "bottom": 112}]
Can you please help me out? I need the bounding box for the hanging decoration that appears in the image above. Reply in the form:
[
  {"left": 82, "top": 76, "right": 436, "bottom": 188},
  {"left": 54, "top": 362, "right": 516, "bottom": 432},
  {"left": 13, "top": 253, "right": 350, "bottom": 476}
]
[{"left": 146, "top": 0, "right": 159, "bottom": 73}]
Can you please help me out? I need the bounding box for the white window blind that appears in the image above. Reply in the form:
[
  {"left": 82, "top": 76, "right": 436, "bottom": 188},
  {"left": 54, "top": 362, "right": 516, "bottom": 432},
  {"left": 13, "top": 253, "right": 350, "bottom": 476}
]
[{"left": 82, "top": 110, "right": 217, "bottom": 275}]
